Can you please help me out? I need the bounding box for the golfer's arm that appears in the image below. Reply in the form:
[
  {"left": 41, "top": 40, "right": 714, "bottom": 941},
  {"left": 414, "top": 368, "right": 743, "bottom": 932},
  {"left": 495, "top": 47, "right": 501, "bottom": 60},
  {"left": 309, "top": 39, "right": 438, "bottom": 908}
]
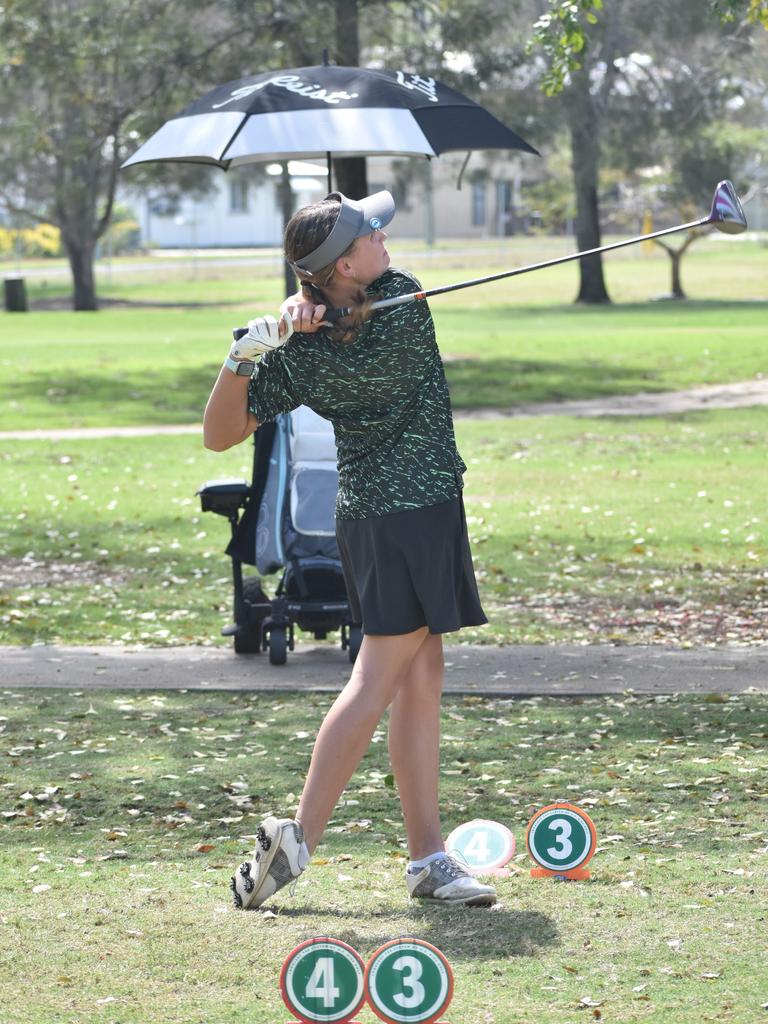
[{"left": 203, "top": 364, "right": 260, "bottom": 451}]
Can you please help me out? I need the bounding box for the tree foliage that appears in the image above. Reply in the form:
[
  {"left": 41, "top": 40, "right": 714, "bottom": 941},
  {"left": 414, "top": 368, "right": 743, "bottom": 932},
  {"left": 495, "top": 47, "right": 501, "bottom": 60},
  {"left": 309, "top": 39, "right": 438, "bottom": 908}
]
[
  {"left": 529, "top": 0, "right": 767, "bottom": 99},
  {"left": 0, "top": 0, "right": 275, "bottom": 308}
]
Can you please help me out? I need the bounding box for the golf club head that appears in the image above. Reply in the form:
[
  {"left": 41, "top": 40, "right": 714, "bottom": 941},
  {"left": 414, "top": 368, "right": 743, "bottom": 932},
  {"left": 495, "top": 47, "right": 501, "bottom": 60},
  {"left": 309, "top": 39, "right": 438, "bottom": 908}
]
[{"left": 708, "top": 180, "right": 747, "bottom": 234}]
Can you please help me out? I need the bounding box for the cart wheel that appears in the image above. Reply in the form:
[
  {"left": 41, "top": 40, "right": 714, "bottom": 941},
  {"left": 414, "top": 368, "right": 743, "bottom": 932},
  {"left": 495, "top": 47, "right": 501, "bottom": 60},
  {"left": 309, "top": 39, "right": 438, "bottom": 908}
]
[
  {"left": 269, "top": 627, "right": 287, "bottom": 666},
  {"left": 348, "top": 625, "right": 363, "bottom": 664}
]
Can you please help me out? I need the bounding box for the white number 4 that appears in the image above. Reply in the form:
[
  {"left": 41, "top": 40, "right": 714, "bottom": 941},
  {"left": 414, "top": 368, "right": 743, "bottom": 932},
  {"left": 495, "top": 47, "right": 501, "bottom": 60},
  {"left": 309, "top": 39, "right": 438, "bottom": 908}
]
[
  {"left": 306, "top": 957, "right": 340, "bottom": 1008},
  {"left": 464, "top": 829, "right": 490, "bottom": 864}
]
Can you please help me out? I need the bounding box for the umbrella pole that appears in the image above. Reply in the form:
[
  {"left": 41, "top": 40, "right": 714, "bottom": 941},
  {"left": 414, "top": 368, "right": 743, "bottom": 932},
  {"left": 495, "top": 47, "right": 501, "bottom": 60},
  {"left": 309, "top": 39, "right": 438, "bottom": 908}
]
[
  {"left": 326, "top": 152, "right": 332, "bottom": 193},
  {"left": 279, "top": 162, "right": 297, "bottom": 298}
]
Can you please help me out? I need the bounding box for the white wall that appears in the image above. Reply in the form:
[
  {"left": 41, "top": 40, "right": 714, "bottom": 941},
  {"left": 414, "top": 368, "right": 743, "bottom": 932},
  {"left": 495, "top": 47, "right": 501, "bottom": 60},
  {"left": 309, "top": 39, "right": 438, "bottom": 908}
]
[{"left": 125, "top": 174, "right": 325, "bottom": 248}]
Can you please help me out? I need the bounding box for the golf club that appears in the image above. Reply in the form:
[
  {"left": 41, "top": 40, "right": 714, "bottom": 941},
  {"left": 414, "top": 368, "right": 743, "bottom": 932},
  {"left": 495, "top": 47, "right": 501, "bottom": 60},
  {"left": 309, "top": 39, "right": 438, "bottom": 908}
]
[{"left": 232, "top": 179, "right": 747, "bottom": 339}]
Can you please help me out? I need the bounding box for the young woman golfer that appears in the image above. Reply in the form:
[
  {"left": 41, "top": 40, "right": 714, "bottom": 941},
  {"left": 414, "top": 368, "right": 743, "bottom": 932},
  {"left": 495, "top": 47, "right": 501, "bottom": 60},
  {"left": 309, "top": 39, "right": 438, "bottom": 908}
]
[{"left": 203, "top": 189, "right": 495, "bottom": 909}]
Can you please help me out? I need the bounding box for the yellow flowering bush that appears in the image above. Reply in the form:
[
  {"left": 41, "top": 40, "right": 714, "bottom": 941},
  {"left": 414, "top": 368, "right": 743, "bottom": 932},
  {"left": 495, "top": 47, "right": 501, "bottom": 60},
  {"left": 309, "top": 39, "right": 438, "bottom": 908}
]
[{"left": 0, "top": 223, "right": 62, "bottom": 258}]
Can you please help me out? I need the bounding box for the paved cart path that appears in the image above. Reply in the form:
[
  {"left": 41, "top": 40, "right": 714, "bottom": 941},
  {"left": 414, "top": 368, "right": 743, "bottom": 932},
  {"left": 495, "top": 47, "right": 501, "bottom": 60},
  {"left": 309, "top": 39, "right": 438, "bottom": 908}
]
[
  {"left": 2, "top": 643, "right": 766, "bottom": 696},
  {"left": 1, "top": 379, "right": 767, "bottom": 442}
]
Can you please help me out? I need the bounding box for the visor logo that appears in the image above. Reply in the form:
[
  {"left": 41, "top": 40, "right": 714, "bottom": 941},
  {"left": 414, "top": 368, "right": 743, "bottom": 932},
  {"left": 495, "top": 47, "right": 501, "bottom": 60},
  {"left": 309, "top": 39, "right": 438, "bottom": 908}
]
[{"left": 369, "top": 217, "right": 382, "bottom": 229}]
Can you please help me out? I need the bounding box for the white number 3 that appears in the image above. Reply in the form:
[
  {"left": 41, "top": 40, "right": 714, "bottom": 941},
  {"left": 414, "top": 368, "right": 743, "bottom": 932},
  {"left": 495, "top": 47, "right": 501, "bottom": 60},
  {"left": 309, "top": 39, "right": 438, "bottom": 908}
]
[
  {"left": 392, "top": 955, "right": 426, "bottom": 1009},
  {"left": 547, "top": 817, "right": 573, "bottom": 860}
]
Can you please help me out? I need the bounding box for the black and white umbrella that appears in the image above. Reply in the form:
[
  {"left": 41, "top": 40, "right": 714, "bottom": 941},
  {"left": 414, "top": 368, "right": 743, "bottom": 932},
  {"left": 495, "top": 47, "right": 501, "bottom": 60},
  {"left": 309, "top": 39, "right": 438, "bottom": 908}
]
[{"left": 121, "top": 64, "right": 538, "bottom": 182}]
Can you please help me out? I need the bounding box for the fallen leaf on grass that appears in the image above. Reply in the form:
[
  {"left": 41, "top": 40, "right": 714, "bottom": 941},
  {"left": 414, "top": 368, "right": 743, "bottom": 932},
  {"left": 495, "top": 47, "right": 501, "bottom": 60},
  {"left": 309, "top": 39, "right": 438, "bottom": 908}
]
[{"left": 194, "top": 844, "right": 216, "bottom": 853}]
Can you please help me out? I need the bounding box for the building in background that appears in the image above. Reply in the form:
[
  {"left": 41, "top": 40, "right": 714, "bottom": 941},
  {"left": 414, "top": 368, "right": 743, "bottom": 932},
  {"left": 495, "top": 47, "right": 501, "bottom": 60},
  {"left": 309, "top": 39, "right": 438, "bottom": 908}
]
[{"left": 123, "top": 153, "right": 537, "bottom": 249}]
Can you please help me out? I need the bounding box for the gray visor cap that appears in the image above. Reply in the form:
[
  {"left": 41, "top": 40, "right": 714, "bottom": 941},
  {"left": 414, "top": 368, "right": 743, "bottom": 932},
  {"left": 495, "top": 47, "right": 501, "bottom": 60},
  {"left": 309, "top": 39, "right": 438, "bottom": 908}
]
[{"left": 293, "top": 190, "right": 395, "bottom": 274}]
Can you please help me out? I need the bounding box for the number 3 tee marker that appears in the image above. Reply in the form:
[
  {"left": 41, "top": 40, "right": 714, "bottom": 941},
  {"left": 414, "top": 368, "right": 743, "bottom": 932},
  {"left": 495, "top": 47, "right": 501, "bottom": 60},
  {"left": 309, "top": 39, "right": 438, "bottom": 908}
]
[
  {"left": 366, "top": 939, "right": 453, "bottom": 1024},
  {"left": 525, "top": 803, "right": 598, "bottom": 880}
]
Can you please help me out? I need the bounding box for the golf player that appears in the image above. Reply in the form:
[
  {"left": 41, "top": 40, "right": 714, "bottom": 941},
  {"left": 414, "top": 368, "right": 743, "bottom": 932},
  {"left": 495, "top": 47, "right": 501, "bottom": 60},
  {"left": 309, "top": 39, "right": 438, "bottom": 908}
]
[{"left": 203, "top": 190, "right": 495, "bottom": 909}]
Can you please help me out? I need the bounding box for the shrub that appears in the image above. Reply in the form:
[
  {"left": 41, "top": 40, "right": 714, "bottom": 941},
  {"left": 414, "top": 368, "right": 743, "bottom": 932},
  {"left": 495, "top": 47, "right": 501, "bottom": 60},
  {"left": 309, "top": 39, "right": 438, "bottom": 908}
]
[{"left": 0, "top": 223, "right": 62, "bottom": 258}]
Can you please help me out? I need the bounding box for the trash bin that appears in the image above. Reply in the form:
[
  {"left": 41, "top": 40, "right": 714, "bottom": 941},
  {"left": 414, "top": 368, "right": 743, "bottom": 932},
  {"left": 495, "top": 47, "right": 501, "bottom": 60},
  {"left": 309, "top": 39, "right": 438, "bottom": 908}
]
[{"left": 4, "top": 277, "right": 28, "bottom": 312}]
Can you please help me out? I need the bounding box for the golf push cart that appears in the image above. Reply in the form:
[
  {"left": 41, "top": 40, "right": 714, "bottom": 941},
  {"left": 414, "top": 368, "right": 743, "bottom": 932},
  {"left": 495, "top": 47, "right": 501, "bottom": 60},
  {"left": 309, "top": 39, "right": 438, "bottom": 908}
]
[{"left": 198, "top": 405, "right": 362, "bottom": 666}]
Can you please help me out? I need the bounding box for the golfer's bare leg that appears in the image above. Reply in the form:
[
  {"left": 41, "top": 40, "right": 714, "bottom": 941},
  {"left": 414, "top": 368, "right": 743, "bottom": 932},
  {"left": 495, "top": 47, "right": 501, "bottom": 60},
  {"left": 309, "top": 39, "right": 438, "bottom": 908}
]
[
  {"left": 387, "top": 632, "right": 445, "bottom": 860},
  {"left": 296, "top": 627, "right": 429, "bottom": 853}
]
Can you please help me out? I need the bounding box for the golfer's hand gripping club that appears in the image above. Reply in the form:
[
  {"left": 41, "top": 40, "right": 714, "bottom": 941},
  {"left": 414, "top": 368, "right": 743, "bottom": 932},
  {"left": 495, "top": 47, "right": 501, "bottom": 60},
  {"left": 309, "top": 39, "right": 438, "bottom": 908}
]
[
  {"left": 229, "top": 311, "right": 294, "bottom": 360},
  {"left": 231, "top": 306, "right": 344, "bottom": 345}
]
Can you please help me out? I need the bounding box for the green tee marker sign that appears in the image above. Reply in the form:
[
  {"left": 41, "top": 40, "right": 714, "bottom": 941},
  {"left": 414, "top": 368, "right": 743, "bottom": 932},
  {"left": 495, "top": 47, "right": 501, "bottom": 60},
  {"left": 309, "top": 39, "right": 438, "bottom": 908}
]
[
  {"left": 365, "top": 938, "right": 453, "bottom": 1024},
  {"left": 446, "top": 819, "right": 516, "bottom": 875},
  {"left": 280, "top": 938, "right": 366, "bottom": 1023},
  {"left": 526, "top": 803, "right": 597, "bottom": 880}
]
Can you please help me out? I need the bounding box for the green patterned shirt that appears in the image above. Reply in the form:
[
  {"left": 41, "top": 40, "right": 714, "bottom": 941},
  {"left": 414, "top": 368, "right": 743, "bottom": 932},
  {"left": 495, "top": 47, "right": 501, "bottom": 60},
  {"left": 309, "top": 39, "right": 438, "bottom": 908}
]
[{"left": 247, "top": 268, "right": 466, "bottom": 520}]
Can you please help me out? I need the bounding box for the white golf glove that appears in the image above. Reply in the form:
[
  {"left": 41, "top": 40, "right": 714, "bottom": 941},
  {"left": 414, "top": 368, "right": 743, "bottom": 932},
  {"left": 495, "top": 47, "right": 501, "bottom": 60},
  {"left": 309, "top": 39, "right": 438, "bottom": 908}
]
[{"left": 229, "top": 311, "right": 294, "bottom": 360}]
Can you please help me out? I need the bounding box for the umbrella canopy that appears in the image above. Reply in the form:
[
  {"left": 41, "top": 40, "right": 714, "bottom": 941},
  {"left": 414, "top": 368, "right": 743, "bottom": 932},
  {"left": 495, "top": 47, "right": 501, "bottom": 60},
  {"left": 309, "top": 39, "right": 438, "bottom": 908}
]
[{"left": 121, "top": 65, "right": 538, "bottom": 171}]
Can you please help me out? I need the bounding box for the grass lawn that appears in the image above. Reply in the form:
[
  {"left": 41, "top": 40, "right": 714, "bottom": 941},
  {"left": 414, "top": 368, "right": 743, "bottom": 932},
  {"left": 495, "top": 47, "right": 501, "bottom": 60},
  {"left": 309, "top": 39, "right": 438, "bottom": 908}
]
[
  {"left": 0, "top": 239, "right": 765, "bottom": 646},
  {"left": 0, "top": 409, "right": 765, "bottom": 648},
  {"left": 1, "top": 238, "right": 766, "bottom": 430},
  {"left": 1, "top": 242, "right": 766, "bottom": 1024},
  {"left": 1, "top": 300, "right": 765, "bottom": 429},
  {"left": 0, "top": 687, "right": 765, "bottom": 1024}
]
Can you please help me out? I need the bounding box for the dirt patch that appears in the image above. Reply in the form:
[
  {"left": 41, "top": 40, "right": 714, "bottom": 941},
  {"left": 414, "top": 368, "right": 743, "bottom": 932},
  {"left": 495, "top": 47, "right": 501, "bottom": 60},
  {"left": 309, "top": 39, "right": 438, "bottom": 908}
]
[
  {"left": 0, "top": 555, "right": 133, "bottom": 590},
  {"left": 493, "top": 581, "right": 768, "bottom": 646}
]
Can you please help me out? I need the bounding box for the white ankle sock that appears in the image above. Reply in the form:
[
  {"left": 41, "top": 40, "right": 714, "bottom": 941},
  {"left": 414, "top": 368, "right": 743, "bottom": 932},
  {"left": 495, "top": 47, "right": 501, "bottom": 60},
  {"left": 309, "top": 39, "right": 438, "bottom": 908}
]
[{"left": 407, "top": 850, "right": 445, "bottom": 873}]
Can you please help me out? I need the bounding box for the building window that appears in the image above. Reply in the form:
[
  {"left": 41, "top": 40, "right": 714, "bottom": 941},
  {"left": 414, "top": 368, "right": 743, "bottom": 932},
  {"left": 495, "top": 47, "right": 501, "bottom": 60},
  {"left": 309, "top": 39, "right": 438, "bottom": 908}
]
[
  {"left": 229, "top": 178, "right": 249, "bottom": 213},
  {"left": 471, "top": 182, "right": 486, "bottom": 226},
  {"left": 149, "top": 194, "right": 180, "bottom": 218}
]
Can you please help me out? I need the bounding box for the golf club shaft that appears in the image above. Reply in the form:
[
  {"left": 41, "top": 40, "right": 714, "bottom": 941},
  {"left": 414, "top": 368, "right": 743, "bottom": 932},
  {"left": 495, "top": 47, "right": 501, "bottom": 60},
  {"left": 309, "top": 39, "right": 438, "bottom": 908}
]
[{"left": 332, "top": 215, "right": 709, "bottom": 318}]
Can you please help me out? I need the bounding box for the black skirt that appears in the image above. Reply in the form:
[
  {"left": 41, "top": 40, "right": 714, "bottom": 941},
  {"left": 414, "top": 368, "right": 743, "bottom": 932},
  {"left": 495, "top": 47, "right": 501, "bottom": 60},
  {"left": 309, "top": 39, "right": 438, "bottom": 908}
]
[{"left": 335, "top": 495, "right": 488, "bottom": 636}]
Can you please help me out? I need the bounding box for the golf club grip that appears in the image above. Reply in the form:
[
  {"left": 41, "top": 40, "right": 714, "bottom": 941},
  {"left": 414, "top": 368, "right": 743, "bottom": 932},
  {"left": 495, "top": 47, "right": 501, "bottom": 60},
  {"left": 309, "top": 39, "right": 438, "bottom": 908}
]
[{"left": 231, "top": 306, "right": 348, "bottom": 341}]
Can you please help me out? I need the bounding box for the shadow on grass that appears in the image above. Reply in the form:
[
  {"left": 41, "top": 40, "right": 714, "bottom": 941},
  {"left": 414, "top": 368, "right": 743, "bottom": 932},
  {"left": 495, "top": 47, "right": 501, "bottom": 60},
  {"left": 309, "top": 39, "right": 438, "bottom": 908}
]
[
  {"left": 444, "top": 298, "right": 768, "bottom": 320},
  {"left": 444, "top": 356, "right": 663, "bottom": 409},
  {"left": 4, "top": 365, "right": 220, "bottom": 426},
  {"left": 30, "top": 296, "right": 248, "bottom": 311},
  {"left": 274, "top": 905, "right": 559, "bottom": 961}
]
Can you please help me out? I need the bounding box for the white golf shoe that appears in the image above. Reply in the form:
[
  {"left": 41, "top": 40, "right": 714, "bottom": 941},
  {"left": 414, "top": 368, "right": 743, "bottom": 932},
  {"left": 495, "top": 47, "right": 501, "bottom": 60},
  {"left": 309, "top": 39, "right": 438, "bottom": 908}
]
[
  {"left": 406, "top": 853, "right": 497, "bottom": 906},
  {"left": 230, "top": 816, "right": 310, "bottom": 910}
]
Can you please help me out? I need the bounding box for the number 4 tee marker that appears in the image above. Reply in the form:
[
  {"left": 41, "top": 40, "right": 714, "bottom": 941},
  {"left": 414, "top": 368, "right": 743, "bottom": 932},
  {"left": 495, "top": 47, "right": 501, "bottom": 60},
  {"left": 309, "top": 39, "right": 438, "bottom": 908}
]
[{"left": 280, "top": 937, "right": 366, "bottom": 1023}]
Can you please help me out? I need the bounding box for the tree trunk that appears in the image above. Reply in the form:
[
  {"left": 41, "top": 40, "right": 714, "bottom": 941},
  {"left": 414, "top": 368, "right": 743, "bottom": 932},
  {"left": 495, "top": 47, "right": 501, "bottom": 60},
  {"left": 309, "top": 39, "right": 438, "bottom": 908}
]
[
  {"left": 332, "top": 0, "right": 367, "bottom": 199},
  {"left": 566, "top": 70, "right": 611, "bottom": 304},
  {"left": 63, "top": 235, "right": 98, "bottom": 311},
  {"left": 669, "top": 250, "right": 685, "bottom": 299},
  {"left": 654, "top": 232, "right": 699, "bottom": 299}
]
